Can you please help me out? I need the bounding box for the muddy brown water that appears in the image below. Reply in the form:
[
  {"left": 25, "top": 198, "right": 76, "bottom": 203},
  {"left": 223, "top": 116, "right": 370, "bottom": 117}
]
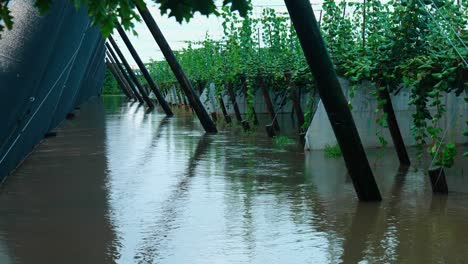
[{"left": 0, "top": 96, "right": 467, "bottom": 264}]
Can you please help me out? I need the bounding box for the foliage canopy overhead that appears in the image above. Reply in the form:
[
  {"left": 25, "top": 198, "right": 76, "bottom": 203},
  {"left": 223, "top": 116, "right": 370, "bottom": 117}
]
[{"left": 0, "top": 0, "right": 252, "bottom": 37}]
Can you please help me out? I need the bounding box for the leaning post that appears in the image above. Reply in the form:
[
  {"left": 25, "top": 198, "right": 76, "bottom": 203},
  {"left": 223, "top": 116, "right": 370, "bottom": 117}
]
[
  {"left": 115, "top": 23, "right": 173, "bottom": 116},
  {"left": 284, "top": 0, "right": 382, "bottom": 201},
  {"left": 108, "top": 36, "right": 155, "bottom": 109},
  {"left": 378, "top": 86, "right": 411, "bottom": 166},
  {"left": 105, "top": 55, "right": 136, "bottom": 99},
  {"left": 134, "top": 3, "right": 217, "bottom": 133},
  {"left": 106, "top": 59, "right": 133, "bottom": 99},
  {"left": 106, "top": 43, "right": 145, "bottom": 103}
]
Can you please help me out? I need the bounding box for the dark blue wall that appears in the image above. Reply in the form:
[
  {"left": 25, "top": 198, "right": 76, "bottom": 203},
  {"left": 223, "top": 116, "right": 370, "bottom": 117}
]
[{"left": 0, "top": 0, "right": 105, "bottom": 181}]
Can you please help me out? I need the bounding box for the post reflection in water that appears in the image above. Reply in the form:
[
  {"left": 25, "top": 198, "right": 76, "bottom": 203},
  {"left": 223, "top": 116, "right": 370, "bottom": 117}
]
[{"left": 0, "top": 96, "right": 467, "bottom": 263}]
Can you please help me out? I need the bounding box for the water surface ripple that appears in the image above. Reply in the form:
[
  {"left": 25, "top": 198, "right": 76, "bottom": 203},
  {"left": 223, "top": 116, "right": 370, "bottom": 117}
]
[{"left": 0, "top": 97, "right": 467, "bottom": 264}]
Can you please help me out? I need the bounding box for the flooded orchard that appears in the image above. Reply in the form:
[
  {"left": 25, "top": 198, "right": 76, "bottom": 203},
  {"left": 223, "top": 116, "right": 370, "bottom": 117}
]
[{"left": 0, "top": 97, "right": 467, "bottom": 264}]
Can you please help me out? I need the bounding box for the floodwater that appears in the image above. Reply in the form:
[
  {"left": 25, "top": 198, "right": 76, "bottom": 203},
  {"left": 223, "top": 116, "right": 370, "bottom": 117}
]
[{"left": 0, "top": 96, "right": 467, "bottom": 264}]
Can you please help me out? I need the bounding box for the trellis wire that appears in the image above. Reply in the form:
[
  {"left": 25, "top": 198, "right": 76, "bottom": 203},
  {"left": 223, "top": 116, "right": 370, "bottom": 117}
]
[
  {"left": 417, "top": 0, "right": 468, "bottom": 67},
  {"left": 429, "top": 0, "right": 467, "bottom": 50}
]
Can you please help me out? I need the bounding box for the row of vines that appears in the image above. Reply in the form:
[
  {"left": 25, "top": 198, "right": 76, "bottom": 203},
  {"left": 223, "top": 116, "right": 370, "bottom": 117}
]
[{"left": 145, "top": 0, "right": 467, "bottom": 167}]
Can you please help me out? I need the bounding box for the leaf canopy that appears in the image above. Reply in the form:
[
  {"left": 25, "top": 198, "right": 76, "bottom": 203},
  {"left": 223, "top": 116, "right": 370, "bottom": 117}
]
[{"left": 0, "top": 0, "right": 252, "bottom": 38}]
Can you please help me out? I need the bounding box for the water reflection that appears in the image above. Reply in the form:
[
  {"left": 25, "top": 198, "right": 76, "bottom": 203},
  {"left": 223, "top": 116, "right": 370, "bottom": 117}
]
[
  {"left": 135, "top": 135, "right": 213, "bottom": 263},
  {"left": 0, "top": 98, "right": 117, "bottom": 263},
  {"left": 0, "top": 96, "right": 467, "bottom": 263}
]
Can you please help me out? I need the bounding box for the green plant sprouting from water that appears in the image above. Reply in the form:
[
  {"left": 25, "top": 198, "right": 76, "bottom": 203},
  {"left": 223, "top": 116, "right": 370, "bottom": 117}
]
[
  {"left": 324, "top": 144, "right": 342, "bottom": 158},
  {"left": 273, "top": 136, "right": 296, "bottom": 148}
]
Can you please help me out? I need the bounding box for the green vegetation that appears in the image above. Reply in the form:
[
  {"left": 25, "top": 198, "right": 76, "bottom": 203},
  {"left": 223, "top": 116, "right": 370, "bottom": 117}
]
[
  {"left": 434, "top": 143, "right": 457, "bottom": 168},
  {"left": 0, "top": 0, "right": 251, "bottom": 38},
  {"left": 273, "top": 136, "right": 296, "bottom": 148},
  {"left": 148, "top": 0, "right": 466, "bottom": 167},
  {"left": 324, "top": 144, "right": 342, "bottom": 158},
  {"left": 148, "top": 6, "right": 313, "bottom": 125},
  {"left": 102, "top": 69, "right": 122, "bottom": 95}
]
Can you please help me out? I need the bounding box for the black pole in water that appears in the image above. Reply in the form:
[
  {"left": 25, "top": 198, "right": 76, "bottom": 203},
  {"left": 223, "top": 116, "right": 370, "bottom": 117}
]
[
  {"left": 135, "top": 3, "right": 217, "bottom": 133},
  {"left": 106, "top": 44, "right": 144, "bottom": 103},
  {"left": 226, "top": 82, "right": 243, "bottom": 123},
  {"left": 115, "top": 23, "right": 173, "bottom": 116},
  {"left": 285, "top": 72, "right": 305, "bottom": 132},
  {"left": 378, "top": 86, "right": 411, "bottom": 166},
  {"left": 106, "top": 55, "right": 136, "bottom": 99},
  {"left": 107, "top": 36, "right": 155, "bottom": 109},
  {"left": 284, "top": 0, "right": 382, "bottom": 201},
  {"left": 218, "top": 96, "right": 232, "bottom": 124},
  {"left": 258, "top": 75, "right": 280, "bottom": 131},
  {"left": 105, "top": 59, "right": 133, "bottom": 99},
  {"left": 106, "top": 51, "right": 142, "bottom": 102}
]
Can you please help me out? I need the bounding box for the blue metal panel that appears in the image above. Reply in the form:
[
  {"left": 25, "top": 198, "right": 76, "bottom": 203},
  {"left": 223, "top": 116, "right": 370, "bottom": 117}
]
[
  {"left": 49, "top": 27, "right": 101, "bottom": 128},
  {"left": 75, "top": 38, "right": 106, "bottom": 106},
  {"left": 0, "top": 0, "right": 106, "bottom": 181}
]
